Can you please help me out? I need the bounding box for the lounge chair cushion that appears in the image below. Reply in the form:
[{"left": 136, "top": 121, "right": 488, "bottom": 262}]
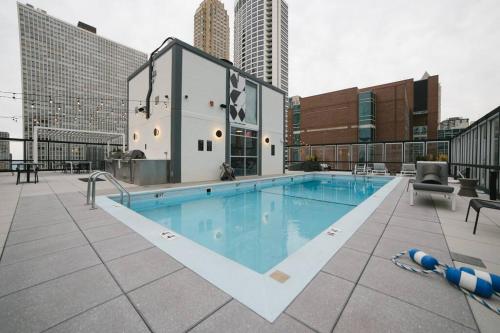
[
  {"left": 421, "top": 164, "right": 442, "bottom": 184},
  {"left": 413, "top": 182, "right": 454, "bottom": 193}
]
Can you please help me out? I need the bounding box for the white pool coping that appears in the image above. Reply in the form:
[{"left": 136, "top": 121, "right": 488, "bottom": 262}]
[{"left": 96, "top": 173, "right": 402, "bottom": 322}]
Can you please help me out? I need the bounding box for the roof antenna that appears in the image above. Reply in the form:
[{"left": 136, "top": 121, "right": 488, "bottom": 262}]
[{"left": 146, "top": 37, "right": 174, "bottom": 119}]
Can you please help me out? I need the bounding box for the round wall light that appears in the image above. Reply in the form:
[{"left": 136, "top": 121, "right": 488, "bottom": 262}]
[
  {"left": 215, "top": 130, "right": 223, "bottom": 138},
  {"left": 264, "top": 137, "right": 270, "bottom": 144},
  {"left": 153, "top": 128, "right": 160, "bottom": 137}
]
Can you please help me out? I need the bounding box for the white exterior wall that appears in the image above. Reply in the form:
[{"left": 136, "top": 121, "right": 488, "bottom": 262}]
[
  {"left": 128, "top": 51, "right": 172, "bottom": 159},
  {"left": 261, "top": 85, "right": 284, "bottom": 175},
  {"left": 180, "top": 50, "right": 227, "bottom": 182}
]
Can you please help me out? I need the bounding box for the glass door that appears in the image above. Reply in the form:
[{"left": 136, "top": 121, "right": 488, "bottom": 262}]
[{"left": 230, "top": 127, "right": 258, "bottom": 176}]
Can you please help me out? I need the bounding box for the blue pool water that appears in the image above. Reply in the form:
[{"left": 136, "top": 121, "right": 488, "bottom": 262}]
[{"left": 125, "top": 176, "right": 390, "bottom": 273}]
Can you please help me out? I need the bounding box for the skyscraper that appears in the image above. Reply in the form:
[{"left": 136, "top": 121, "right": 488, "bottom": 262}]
[
  {"left": 17, "top": 3, "right": 146, "bottom": 161},
  {"left": 194, "top": 0, "right": 230, "bottom": 60},
  {"left": 234, "top": 0, "right": 288, "bottom": 93},
  {"left": 0, "top": 132, "right": 10, "bottom": 171}
]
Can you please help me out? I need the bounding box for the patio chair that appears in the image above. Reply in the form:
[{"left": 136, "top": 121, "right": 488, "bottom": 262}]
[
  {"left": 371, "top": 163, "right": 388, "bottom": 175},
  {"left": 410, "top": 161, "right": 456, "bottom": 210},
  {"left": 353, "top": 163, "right": 368, "bottom": 175},
  {"left": 466, "top": 199, "right": 500, "bottom": 235},
  {"left": 400, "top": 163, "right": 417, "bottom": 177}
]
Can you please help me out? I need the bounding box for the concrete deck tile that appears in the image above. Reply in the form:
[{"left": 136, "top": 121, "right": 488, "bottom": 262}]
[
  {"left": 286, "top": 272, "right": 354, "bottom": 333},
  {"left": 45, "top": 296, "right": 149, "bottom": 333},
  {"left": 82, "top": 222, "right": 134, "bottom": 243},
  {"left": 6, "top": 221, "right": 78, "bottom": 246},
  {"left": 107, "top": 247, "right": 183, "bottom": 292},
  {"left": 10, "top": 215, "right": 73, "bottom": 231},
  {"left": 92, "top": 232, "right": 154, "bottom": 262},
  {"left": 445, "top": 236, "right": 500, "bottom": 265},
  {"left": 321, "top": 247, "right": 370, "bottom": 282},
  {"left": 393, "top": 209, "right": 440, "bottom": 222},
  {"left": 364, "top": 211, "right": 391, "bottom": 225},
  {"left": 0, "top": 233, "right": 6, "bottom": 251},
  {"left": 192, "top": 300, "right": 313, "bottom": 333},
  {"left": 356, "top": 220, "right": 386, "bottom": 236},
  {"left": 373, "top": 237, "right": 452, "bottom": 266},
  {"left": 440, "top": 219, "right": 500, "bottom": 247},
  {"left": 0, "top": 265, "right": 122, "bottom": 333},
  {"left": 75, "top": 216, "right": 120, "bottom": 230},
  {"left": 388, "top": 215, "right": 443, "bottom": 234},
  {"left": 0, "top": 231, "right": 88, "bottom": 266},
  {"left": 343, "top": 231, "right": 380, "bottom": 254},
  {"left": 359, "top": 256, "right": 477, "bottom": 329},
  {"left": 0, "top": 245, "right": 100, "bottom": 297},
  {"left": 333, "top": 285, "right": 476, "bottom": 333},
  {"left": 128, "top": 268, "right": 231, "bottom": 333},
  {"left": 383, "top": 225, "right": 448, "bottom": 252},
  {"left": 464, "top": 291, "right": 500, "bottom": 333}
]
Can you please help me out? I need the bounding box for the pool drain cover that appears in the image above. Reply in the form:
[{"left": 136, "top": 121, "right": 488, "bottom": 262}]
[
  {"left": 270, "top": 270, "right": 289, "bottom": 283},
  {"left": 450, "top": 252, "right": 486, "bottom": 268}
]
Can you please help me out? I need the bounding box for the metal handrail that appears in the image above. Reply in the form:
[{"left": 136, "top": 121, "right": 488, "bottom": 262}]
[{"left": 86, "top": 171, "right": 130, "bottom": 209}]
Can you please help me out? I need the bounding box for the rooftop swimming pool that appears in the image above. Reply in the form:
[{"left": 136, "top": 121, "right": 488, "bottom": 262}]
[
  {"left": 129, "top": 176, "right": 389, "bottom": 273},
  {"left": 97, "top": 173, "right": 400, "bottom": 321}
]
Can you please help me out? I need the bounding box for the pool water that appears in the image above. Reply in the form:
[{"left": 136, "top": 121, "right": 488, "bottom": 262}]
[{"left": 127, "top": 176, "right": 390, "bottom": 273}]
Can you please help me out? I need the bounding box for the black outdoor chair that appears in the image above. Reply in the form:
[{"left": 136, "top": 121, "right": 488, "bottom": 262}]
[{"left": 466, "top": 199, "right": 500, "bottom": 234}]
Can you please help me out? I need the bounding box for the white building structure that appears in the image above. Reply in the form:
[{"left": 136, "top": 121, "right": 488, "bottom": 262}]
[
  {"left": 128, "top": 39, "right": 285, "bottom": 183},
  {"left": 17, "top": 3, "right": 146, "bottom": 162}
]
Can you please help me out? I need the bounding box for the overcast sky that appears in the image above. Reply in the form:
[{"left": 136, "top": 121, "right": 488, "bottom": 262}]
[{"left": 1, "top": 0, "right": 499, "bottom": 139}]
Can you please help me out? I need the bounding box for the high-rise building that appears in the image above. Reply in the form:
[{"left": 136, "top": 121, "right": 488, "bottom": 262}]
[
  {"left": 194, "top": 0, "right": 230, "bottom": 60},
  {"left": 288, "top": 74, "right": 441, "bottom": 145},
  {"left": 0, "top": 132, "right": 11, "bottom": 171},
  {"left": 17, "top": 3, "right": 147, "bottom": 162},
  {"left": 234, "top": 0, "right": 288, "bottom": 93}
]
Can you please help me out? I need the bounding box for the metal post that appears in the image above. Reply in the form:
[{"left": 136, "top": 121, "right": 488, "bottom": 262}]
[
  {"left": 33, "top": 126, "right": 38, "bottom": 163},
  {"left": 489, "top": 171, "right": 497, "bottom": 200}
]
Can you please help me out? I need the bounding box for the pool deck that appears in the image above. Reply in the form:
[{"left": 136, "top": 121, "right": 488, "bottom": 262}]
[{"left": 0, "top": 172, "right": 499, "bottom": 332}]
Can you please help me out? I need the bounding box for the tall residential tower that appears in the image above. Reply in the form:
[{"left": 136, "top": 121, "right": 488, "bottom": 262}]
[
  {"left": 194, "top": 0, "right": 230, "bottom": 60},
  {"left": 17, "top": 3, "right": 146, "bottom": 160},
  {"left": 234, "top": 0, "right": 288, "bottom": 93}
]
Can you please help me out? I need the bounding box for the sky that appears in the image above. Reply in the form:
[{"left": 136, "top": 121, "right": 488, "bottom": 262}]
[{"left": 0, "top": 0, "right": 499, "bottom": 140}]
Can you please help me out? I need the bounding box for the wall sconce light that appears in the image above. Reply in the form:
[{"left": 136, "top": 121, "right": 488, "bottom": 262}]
[
  {"left": 265, "top": 137, "right": 270, "bottom": 144},
  {"left": 215, "top": 130, "right": 223, "bottom": 138},
  {"left": 133, "top": 132, "right": 139, "bottom": 142},
  {"left": 153, "top": 128, "right": 160, "bottom": 137},
  {"left": 164, "top": 95, "right": 169, "bottom": 109}
]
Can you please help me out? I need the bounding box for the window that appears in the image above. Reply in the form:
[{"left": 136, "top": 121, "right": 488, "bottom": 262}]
[
  {"left": 413, "top": 126, "right": 428, "bottom": 140},
  {"left": 230, "top": 127, "right": 258, "bottom": 176},
  {"left": 271, "top": 144, "right": 275, "bottom": 156},
  {"left": 207, "top": 140, "right": 212, "bottom": 151},
  {"left": 198, "top": 140, "right": 204, "bottom": 151},
  {"left": 245, "top": 82, "right": 257, "bottom": 124}
]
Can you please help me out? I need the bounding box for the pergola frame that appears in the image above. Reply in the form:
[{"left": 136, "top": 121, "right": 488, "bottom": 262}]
[{"left": 32, "top": 126, "right": 125, "bottom": 163}]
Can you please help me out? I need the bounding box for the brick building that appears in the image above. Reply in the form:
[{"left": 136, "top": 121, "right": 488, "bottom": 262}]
[{"left": 288, "top": 73, "right": 440, "bottom": 145}]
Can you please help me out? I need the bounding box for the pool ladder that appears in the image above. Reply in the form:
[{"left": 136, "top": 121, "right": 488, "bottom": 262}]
[{"left": 86, "top": 171, "right": 131, "bottom": 209}]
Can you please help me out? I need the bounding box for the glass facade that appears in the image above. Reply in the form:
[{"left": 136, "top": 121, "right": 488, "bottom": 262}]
[
  {"left": 230, "top": 127, "right": 258, "bottom": 176},
  {"left": 358, "top": 91, "right": 376, "bottom": 142}
]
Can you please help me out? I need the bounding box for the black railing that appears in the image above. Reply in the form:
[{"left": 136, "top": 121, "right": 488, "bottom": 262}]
[{"left": 0, "top": 137, "right": 124, "bottom": 172}]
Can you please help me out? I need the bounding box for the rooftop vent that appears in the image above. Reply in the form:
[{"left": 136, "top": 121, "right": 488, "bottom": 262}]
[{"left": 77, "top": 21, "right": 96, "bottom": 34}]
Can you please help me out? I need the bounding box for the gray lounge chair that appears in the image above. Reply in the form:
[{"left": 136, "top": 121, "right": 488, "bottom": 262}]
[
  {"left": 400, "top": 163, "right": 417, "bottom": 176},
  {"left": 410, "top": 161, "right": 456, "bottom": 210},
  {"left": 371, "top": 163, "right": 388, "bottom": 175}
]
